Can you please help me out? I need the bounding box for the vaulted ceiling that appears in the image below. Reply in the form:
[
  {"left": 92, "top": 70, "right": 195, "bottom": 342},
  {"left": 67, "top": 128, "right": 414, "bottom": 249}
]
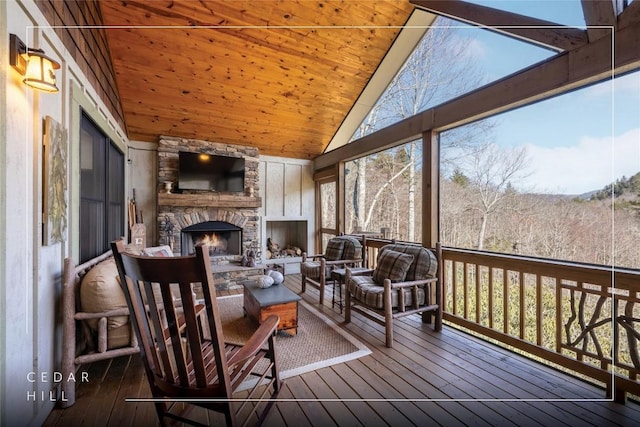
[
  {"left": 97, "top": 1, "right": 640, "bottom": 161},
  {"left": 98, "top": 0, "right": 418, "bottom": 159}
]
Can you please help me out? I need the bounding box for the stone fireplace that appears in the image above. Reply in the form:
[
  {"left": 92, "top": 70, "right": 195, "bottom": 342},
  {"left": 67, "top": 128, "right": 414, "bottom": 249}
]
[{"left": 157, "top": 136, "right": 261, "bottom": 262}]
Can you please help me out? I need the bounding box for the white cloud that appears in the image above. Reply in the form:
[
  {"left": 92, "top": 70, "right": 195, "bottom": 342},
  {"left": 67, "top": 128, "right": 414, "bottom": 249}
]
[
  {"left": 583, "top": 71, "right": 640, "bottom": 98},
  {"left": 465, "top": 38, "right": 488, "bottom": 60},
  {"left": 524, "top": 128, "right": 640, "bottom": 195}
]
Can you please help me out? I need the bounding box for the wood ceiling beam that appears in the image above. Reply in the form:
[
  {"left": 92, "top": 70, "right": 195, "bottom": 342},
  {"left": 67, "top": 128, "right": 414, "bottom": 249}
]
[
  {"left": 315, "top": 19, "right": 640, "bottom": 170},
  {"left": 580, "top": 0, "right": 616, "bottom": 42},
  {"left": 618, "top": 0, "right": 640, "bottom": 29},
  {"left": 410, "top": 0, "right": 589, "bottom": 51}
]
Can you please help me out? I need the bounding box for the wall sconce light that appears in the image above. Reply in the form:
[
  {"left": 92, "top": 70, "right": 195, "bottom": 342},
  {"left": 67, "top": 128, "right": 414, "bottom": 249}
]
[{"left": 9, "top": 33, "right": 60, "bottom": 93}]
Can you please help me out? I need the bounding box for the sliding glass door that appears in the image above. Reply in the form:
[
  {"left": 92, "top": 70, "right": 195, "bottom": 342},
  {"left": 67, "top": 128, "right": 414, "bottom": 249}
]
[{"left": 79, "top": 112, "right": 124, "bottom": 262}]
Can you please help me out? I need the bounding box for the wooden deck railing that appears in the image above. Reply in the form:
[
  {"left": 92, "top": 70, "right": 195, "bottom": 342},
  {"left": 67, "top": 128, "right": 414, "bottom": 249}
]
[{"left": 357, "top": 237, "right": 640, "bottom": 402}]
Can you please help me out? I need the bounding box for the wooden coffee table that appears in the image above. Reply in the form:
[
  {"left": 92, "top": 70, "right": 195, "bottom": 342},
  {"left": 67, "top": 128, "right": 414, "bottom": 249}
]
[{"left": 243, "top": 281, "right": 302, "bottom": 335}]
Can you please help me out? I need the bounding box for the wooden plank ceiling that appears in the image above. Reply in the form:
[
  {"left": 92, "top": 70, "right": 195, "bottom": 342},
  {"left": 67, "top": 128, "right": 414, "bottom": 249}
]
[{"left": 98, "top": 0, "right": 416, "bottom": 159}]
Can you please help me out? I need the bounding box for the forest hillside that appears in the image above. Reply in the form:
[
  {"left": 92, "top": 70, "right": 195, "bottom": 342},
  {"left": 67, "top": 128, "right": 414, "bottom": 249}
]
[
  {"left": 345, "top": 150, "right": 639, "bottom": 270},
  {"left": 441, "top": 170, "right": 640, "bottom": 269}
]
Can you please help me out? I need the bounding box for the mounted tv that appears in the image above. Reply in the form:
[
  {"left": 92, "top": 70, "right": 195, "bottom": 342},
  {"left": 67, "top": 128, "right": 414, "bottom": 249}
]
[{"left": 178, "top": 151, "right": 245, "bottom": 192}]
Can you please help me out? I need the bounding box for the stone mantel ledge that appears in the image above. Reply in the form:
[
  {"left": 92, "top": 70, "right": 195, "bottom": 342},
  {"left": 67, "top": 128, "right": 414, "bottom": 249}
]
[{"left": 158, "top": 192, "right": 262, "bottom": 208}]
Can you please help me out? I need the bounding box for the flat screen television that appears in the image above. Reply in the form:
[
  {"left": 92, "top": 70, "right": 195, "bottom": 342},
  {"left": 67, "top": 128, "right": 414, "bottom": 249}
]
[{"left": 178, "top": 151, "right": 245, "bottom": 192}]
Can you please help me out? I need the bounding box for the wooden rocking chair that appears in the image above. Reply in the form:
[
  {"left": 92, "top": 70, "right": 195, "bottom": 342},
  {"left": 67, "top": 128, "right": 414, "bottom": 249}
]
[{"left": 111, "top": 240, "right": 281, "bottom": 426}]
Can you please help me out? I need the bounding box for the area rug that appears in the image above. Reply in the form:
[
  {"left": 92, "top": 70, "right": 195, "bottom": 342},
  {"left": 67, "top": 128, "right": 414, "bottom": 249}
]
[{"left": 216, "top": 294, "right": 371, "bottom": 379}]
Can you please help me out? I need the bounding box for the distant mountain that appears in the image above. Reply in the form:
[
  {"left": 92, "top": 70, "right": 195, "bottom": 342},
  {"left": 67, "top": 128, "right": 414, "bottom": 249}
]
[
  {"left": 588, "top": 171, "right": 640, "bottom": 202},
  {"left": 576, "top": 190, "right": 598, "bottom": 200}
]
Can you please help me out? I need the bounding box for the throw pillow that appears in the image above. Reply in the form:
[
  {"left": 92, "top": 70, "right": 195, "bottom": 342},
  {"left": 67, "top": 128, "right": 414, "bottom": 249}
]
[
  {"left": 324, "top": 239, "right": 345, "bottom": 261},
  {"left": 372, "top": 250, "right": 414, "bottom": 284},
  {"left": 80, "top": 258, "right": 129, "bottom": 332},
  {"left": 141, "top": 245, "right": 174, "bottom": 257}
]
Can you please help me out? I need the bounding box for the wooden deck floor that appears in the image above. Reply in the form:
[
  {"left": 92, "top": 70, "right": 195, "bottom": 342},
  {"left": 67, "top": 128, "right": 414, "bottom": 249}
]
[{"left": 44, "top": 274, "right": 640, "bottom": 426}]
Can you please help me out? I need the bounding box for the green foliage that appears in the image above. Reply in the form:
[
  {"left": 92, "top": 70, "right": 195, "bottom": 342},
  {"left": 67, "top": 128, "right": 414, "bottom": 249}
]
[
  {"left": 451, "top": 168, "right": 470, "bottom": 187},
  {"left": 395, "top": 146, "right": 410, "bottom": 164}
]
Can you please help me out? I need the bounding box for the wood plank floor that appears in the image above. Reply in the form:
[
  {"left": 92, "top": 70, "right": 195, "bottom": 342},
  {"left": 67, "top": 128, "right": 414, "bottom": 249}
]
[{"left": 44, "top": 274, "right": 640, "bottom": 426}]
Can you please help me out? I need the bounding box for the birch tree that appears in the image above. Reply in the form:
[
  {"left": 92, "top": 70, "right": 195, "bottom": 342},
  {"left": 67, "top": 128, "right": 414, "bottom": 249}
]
[
  {"left": 349, "top": 18, "right": 494, "bottom": 240},
  {"left": 463, "top": 143, "right": 531, "bottom": 250}
]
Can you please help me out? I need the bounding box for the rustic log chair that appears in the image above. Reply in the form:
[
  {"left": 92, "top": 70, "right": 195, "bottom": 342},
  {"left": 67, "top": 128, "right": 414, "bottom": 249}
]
[
  {"left": 345, "top": 242, "right": 443, "bottom": 348},
  {"left": 300, "top": 235, "right": 365, "bottom": 304},
  {"left": 111, "top": 240, "right": 282, "bottom": 427},
  {"left": 60, "top": 244, "right": 187, "bottom": 408},
  {"left": 61, "top": 250, "right": 139, "bottom": 407}
]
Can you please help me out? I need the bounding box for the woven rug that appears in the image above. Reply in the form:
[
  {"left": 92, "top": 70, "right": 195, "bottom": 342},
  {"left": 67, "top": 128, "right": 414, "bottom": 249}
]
[{"left": 217, "top": 294, "right": 371, "bottom": 379}]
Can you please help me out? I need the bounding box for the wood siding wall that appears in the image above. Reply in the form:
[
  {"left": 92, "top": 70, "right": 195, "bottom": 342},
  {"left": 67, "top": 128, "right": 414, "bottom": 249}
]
[{"left": 35, "top": 0, "right": 125, "bottom": 132}]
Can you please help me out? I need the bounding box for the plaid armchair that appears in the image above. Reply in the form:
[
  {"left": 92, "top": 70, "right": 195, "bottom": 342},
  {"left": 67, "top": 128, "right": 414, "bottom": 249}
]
[
  {"left": 345, "top": 242, "right": 442, "bottom": 348},
  {"left": 300, "top": 235, "right": 363, "bottom": 304}
]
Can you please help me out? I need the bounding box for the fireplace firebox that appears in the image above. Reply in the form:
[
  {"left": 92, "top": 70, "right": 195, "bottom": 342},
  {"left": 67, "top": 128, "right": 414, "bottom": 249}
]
[{"left": 181, "top": 221, "right": 242, "bottom": 257}]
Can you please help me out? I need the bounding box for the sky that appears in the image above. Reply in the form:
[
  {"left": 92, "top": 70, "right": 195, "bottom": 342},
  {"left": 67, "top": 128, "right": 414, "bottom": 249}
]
[{"left": 451, "top": 0, "right": 640, "bottom": 195}]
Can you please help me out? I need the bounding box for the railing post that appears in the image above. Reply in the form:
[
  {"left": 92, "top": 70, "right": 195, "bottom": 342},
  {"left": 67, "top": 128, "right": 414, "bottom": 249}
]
[{"left": 607, "top": 377, "right": 627, "bottom": 404}]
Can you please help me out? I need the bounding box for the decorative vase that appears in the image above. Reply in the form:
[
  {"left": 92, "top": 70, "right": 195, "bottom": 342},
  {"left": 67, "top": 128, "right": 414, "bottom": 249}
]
[{"left": 163, "top": 181, "right": 173, "bottom": 194}]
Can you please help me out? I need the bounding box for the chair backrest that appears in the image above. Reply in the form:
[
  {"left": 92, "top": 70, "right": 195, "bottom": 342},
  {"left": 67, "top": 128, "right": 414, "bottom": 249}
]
[
  {"left": 111, "top": 240, "right": 233, "bottom": 398},
  {"left": 325, "top": 235, "right": 363, "bottom": 261},
  {"left": 335, "top": 235, "right": 363, "bottom": 260},
  {"left": 377, "top": 243, "right": 437, "bottom": 281}
]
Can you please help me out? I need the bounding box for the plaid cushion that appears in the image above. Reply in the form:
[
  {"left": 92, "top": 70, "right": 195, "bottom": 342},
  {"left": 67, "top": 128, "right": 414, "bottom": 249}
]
[
  {"left": 378, "top": 244, "right": 437, "bottom": 281},
  {"left": 324, "top": 239, "right": 345, "bottom": 261},
  {"left": 347, "top": 275, "right": 426, "bottom": 309},
  {"left": 333, "top": 236, "right": 362, "bottom": 260},
  {"left": 300, "top": 260, "right": 322, "bottom": 278},
  {"left": 372, "top": 250, "right": 413, "bottom": 284}
]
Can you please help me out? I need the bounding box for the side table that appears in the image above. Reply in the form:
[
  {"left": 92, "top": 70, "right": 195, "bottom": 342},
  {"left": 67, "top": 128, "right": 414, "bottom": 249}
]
[
  {"left": 243, "top": 280, "right": 301, "bottom": 335},
  {"left": 331, "top": 267, "right": 373, "bottom": 313}
]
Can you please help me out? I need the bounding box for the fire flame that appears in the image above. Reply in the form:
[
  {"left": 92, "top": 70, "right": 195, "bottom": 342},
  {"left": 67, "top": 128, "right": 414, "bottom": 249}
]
[
  {"left": 197, "top": 233, "right": 227, "bottom": 255},
  {"left": 200, "top": 233, "right": 221, "bottom": 247}
]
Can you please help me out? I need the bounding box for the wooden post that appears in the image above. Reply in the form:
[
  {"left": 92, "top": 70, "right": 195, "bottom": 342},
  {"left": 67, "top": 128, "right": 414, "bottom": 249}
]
[
  {"left": 422, "top": 130, "right": 439, "bottom": 248},
  {"left": 337, "top": 161, "right": 345, "bottom": 234}
]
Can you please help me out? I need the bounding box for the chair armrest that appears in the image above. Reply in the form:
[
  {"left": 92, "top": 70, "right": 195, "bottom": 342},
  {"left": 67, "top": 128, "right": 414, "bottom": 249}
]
[
  {"left": 227, "top": 314, "right": 279, "bottom": 367},
  {"left": 344, "top": 267, "right": 374, "bottom": 282},
  {"left": 325, "top": 257, "right": 362, "bottom": 267},
  {"left": 302, "top": 252, "right": 325, "bottom": 262},
  {"left": 346, "top": 267, "right": 373, "bottom": 277},
  {"left": 388, "top": 277, "right": 438, "bottom": 290},
  {"left": 74, "top": 307, "right": 130, "bottom": 320}
]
